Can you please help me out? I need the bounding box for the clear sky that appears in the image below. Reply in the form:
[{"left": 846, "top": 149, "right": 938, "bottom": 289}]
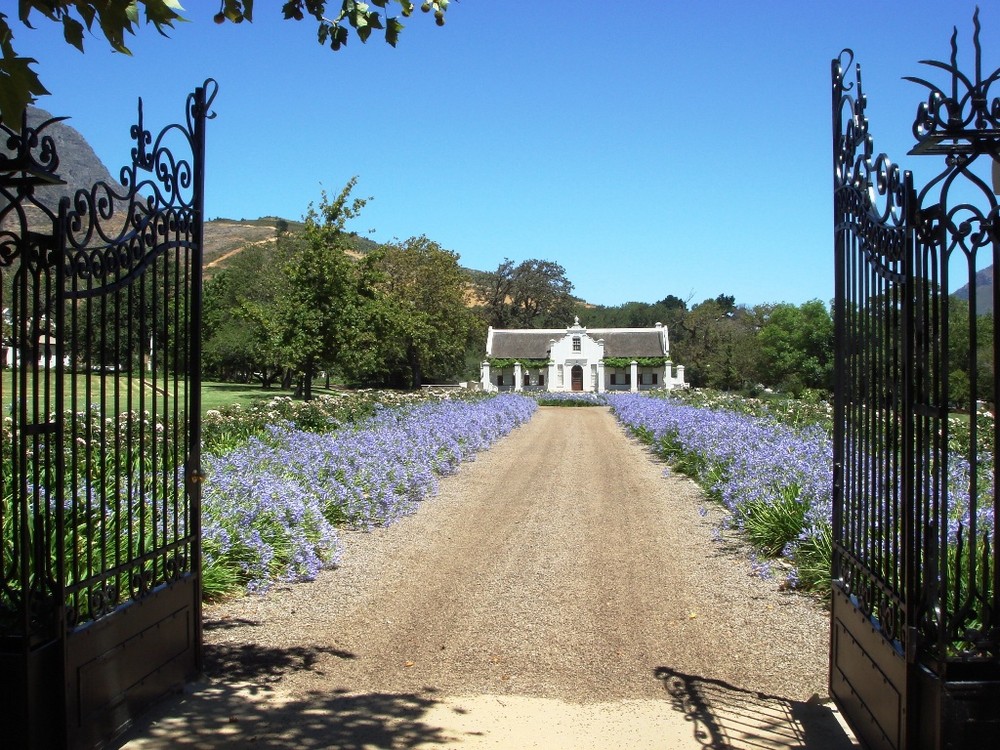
[{"left": 13, "top": 1, "right": 996, "bottom": 309}]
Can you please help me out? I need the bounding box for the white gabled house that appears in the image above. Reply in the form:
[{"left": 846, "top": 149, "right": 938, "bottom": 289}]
[{"left": 481, "top": 317, "right": 685, "bottom": 393}]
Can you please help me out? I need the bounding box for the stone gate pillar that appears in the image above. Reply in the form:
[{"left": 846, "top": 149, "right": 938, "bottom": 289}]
[{"left": 481, "top": 361, "right": 491, "bottom": 391}]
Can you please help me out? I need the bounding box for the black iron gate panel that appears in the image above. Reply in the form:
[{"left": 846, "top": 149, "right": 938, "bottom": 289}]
[
  {"left": 0, "top": 81, "right": 214, "bottom": 749},
  {"left": 832, "top": 13, "right": 1000, "bottom": 750}
]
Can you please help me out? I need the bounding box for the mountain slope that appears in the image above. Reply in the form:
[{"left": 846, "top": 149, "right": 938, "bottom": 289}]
[{"left": 952, "top": 265, "right": 993, "bottom": 315}]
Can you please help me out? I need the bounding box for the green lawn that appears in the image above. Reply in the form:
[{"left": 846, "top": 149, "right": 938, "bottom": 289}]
[
  {"left": 0, "top": 371, "right": 343, "bottom": 418},
  {"left": 0, "top": 370, "right": 179, "bottom": 418},
  {"left": 200, "top": 380, "right": 345, "bottom": 413}
]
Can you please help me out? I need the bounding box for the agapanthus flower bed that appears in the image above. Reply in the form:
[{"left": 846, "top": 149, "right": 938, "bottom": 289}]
[
  {"left": 608, "top": 392, "right": 996, "bottom": 597},
  {"left": 202, "top": 389, "right": 480, "bottom": 456},
  {"left": 533, "top": 392, "right": 607, "bottom": 407},
  {"left": 607, "top": 392, "right": 832, "bottom": 591},
  {"left": 201, "top": 394, "right": 536, "bottom": 597},
  {"left": 657, "top": 387, "right": 834, "bottom": 432}
]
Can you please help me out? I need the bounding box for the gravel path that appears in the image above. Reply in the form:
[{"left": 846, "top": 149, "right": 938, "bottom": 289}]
[{"left": 118, "top": 405, "right": 851, "bottom": 749}]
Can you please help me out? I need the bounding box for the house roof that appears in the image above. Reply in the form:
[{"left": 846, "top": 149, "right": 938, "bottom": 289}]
[
  {"left": 490, "top": 331, "right": 554, "bottom": 359},
  {"left": 594, "top": 330, "right": 666, "bottom": 357},
  {"left": 488, "top": 327, "right": 668, "bottom": 359}
]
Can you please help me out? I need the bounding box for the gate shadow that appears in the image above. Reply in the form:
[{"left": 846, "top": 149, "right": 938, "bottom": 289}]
[
  {"left": 654, "top": 666, "right": 858, "bottom": 750},
  {"left": 111, "top": 639, "right": 457, "bottom": 749}
]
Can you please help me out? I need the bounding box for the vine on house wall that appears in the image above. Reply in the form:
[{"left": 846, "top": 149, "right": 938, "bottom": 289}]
[
  {"left": 601, "top": 357, "right": 669, "bottom": 368},
  {"left": 485, "top": 358, "right": 552, "bottom": 370}
]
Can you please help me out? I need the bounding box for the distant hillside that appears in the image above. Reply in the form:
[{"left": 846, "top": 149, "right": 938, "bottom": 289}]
[
  {"left": 953, "top": 266, "right": 994, "bottom": 315},
  {"left": 202, "top": 218, "right": 292, "bottom": 272},
  {"left": 1, "top": 107, "right": 124, "bottom": 230},
  {"left": 0, "top": 116, "right": 543, "bottom": 304},
  {"left": 203, "top": 218, "right": 381, "bottom": 275},
  {"left": 24, "top": 106, "right": 124, "bottom": 202}
]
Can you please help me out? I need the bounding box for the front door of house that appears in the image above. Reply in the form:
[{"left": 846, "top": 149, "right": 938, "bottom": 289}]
[{"left": 571, "top": 365, "right": 583, "bottom": 391}]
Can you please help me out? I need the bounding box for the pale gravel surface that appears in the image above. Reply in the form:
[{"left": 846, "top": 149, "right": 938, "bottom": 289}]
[{"left": 117, "top": 405, "right": 849, "bottom": 748}]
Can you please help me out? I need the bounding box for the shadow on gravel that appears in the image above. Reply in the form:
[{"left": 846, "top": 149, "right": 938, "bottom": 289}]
[
  {"left": 654, "top": 666, "right": 859, "bottom": 750},
  {"left": 205, "top": 640, "right": 357, "bottom": 684},
  {"left": 113, "top": 641, "right": 452, "bottom": 748},
  {"left": 112, "top": 643, "right": 448, "bottom": 750},
  {"left": 113, "top": 684, "right": 451, "bottom": 749}
]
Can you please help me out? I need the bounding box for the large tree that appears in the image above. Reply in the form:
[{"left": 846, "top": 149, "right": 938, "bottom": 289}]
[
  {"left": 477, "top": 258, "right": 575, "bottom": 329},
  {"left": 1, "top": 1, "right": 451, "bottom": 125},
  {"left": 672, "top": 296, "right": 757, "bottom": 390},
  {"left": 276, "top": 178, "right": 371, "bottom": 399},
  {"left": 359, "top": 235, "right": 478, "bottom": 388},
  {"left": 754, "top": 300, "right": 833, "bottom": 393},
  {"left": 202, "top": 225, "right": 297, "bottom": 386}
]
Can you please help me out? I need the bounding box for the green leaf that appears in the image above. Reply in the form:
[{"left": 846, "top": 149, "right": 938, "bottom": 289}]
[
  {"left": 142, "top": 0, "right": 186, "bottom": 28},
  {"left": 282, "top": 2, "right": 305, "bottom": 20},
  {"left": 385, "top": 16, "right": 402, "bottom": 46},
  {"left": 0, "top": 14, "right": 13, "bottom": 57},
  {"left": 61, "top": 16, "right": 85, "bottom": 51},
  {"left": 76, "top": 5, "right": 97, "bottom": 30},
  {"left": 333, "top": 24, "right": 348, "bottom": 47},
  {"left": 96, "top": 3, "right": 137, "bottom": 53},
  {"left": 0, "top": 55, "right": 49, "bottom": 129}
]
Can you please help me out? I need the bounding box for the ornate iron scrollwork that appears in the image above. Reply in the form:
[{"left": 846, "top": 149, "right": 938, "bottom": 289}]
[
  {"left": 833, "top": 49, "right": 909, "bottom": 229},
  {"left": 907, "top": 8, "right": 1000, "bottom": 156}
]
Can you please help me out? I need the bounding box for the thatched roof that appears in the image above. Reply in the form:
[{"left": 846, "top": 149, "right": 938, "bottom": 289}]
[
  {"left": 489, "top": 331, "right": 554, "bottom": 359},
  {"left": 488, "top": 327, "right": 668, "bottom": 359},
  {"left": 593, "top": 330, "right": 666, "bottom": 357}
]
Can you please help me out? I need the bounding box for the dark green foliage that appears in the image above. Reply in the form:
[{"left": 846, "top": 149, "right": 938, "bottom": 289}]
[
  {"left": 601, "top": 357, "right": 667, "bottom": 368},
  {"left": 582, "top": 295, "right": 836, "bottom": 396},
  {"left": 486, "top": 357, "right": 550, "bottom": 370},
  {"left": 356, "top": 236, "right": 479, "bottom": 388},
  {"left": 739, "top": 485, "right": 808, "bottom": 556},
  {"left": 477, "top": 258, "right": 575, "bottom": 329},
  {"left": 754, "top": 300, "right": 833, "bottom": 392}
]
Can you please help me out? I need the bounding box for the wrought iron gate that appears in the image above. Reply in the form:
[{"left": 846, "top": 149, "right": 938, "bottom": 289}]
[
  {"left": 0, "top": 81, "right": 215, "bottom": 748},
  {"left": 832, "top": 14, "right": 1000, "bottom": 750}
]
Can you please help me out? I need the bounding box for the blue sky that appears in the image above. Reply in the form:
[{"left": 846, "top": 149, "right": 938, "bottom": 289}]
[{"left": 14, "top": 1, "right": 995, "bottom": 309}]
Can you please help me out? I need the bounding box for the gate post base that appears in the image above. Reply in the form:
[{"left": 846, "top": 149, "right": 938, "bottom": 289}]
[
  {"left": 0, "top": 639, "right": 64, "bottom": 749},
  {"left": 916, "top": 667, "right": 1000, "bottom": 750}
]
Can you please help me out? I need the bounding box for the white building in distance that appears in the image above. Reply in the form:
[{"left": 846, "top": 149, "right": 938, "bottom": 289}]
[{"left": 481, "top": 317, "right": 686, "bottom": 393}]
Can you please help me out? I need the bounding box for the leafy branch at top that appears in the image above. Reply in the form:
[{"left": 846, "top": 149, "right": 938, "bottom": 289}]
[{"left": 0, "top": 1, "right": 451, "bottom": 128}]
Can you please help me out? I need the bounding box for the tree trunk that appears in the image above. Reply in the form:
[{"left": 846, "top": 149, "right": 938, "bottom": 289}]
[{"left": 409, "top": 347, "right": 422, "bottom": 390}]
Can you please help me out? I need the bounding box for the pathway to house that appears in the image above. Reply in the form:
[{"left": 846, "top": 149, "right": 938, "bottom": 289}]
[{"left": 117, "top": 406, "right": 857, "bottom": 749}]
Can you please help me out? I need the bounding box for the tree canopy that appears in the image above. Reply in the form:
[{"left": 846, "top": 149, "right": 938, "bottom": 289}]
[
  {"left": 476, "top": 258, "right": 575, "bottom": 329},
  {"left": 1, "top": 0, "right": 451, "bottom": 126},
  {"left": 201, "top": 181, "right": 478, "bottom": 393},
  {"left": 577, "top": 295, "right": 837, "bottom": 394},
  {"left": 359, "top": 235, "right": 479, "bottom": 387}
]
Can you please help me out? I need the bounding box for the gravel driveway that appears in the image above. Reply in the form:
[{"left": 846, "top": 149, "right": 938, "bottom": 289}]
[{"left": 117, "top": 405, "right": 857, "bottom": 749}]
